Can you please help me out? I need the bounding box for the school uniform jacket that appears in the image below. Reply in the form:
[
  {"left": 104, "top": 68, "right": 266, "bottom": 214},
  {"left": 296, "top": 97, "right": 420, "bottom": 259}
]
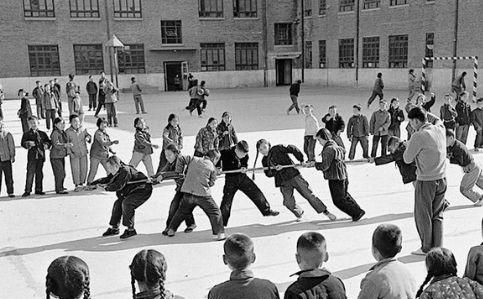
[
  {"left": 370, "top": 110, "right": 391, "bottom": 136},
  {"left": 0, "top": 131, "right": 15, "bottom": 162},
  {"left": 21, "top": 129, "right": 51, "bottom": 161},
  {"left": 133, "top": 128, "right": 153, "bottom": 155},
  {"left": 43, "top": 91, "right": 57, "bottom": 110},
  {"left": 289, "top": 83, "right": 301, "bottom": 96},
  {"left": 65, "top": 127, "right": 91, "bottom": 157},
  {"left": 284, "top": 268, "right": 346, "bottom": 299},
  {"left": 440, "top": 104, "right": 457, "bottom": 123},
  {"left": 455, "top": 100, "right": 472, "bottom": 126},
  {"left": 216, "top": 121, "right": 238, "bottom": 151},
  {"left": 194, "top": 126, "right": 219, "bottom": 154},
  {"left": 86, "top": 81, "right": 98, "bottom": 95},
  {"left": 49, "top": 128, "right": 68, "bottom": 159},
  {"left": 374, "top": 142, "right": 417, "bottom": 184},
  {"left": 373, "top": 78, "right": 384, "bottom": 94},
  {"left": 262, "top": 144, "right": 304, "bottom": 187},
  {"left": 162, "top": 125, "right": 183, "bottom": 150},
  {"left": 92, "top": 163, "right": 152, "bottom": 198},
  {"left": 447, "top": 140, "right": 474, "bottom": 167},
  {"left": 220, "top": 146, "right": 248, "bottom": 178},
  {"left": 315, "top": 140, "right": 347, "bottom": 181},
  {"left": 388, "top": 107, "right": 405, "bottom": 131},
  {"left": 32, "top": 86, "right": 43, "bottom": 104},
  {"left": 471, "top": 108, "right": 483, "bottom": 131},
  {"left": 322, "top": 113, "right": 345, "bottom": 135},
  {"left": 347, "top": 115, "right": 369, "bottom": 138}
]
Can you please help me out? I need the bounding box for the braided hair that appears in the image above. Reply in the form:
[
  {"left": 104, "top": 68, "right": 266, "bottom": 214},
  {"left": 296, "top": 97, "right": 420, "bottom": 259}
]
[
  {"left": 45, "top": 256, "right": 90, "bottom": 299},
  {"left": 130, "top": 249, "right": 168, "bottom": 299},
  {"left": 415, "top": 247, "right": 458, "bottom": 298},
  {"left": 252, "top": 139, "right": 270, "bottom": 180}
]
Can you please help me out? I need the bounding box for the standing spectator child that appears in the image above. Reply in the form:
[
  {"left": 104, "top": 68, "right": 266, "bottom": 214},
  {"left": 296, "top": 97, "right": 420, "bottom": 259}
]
[
  {"left": 72, "top": 90, "right": 85, "bottom": 124},
  {"left": 43, "top": 84, "right": 58, "bottom": 130},
  {"left": 321, "top": 105, "right": 345, "bottom": 148},
  {"left": 129, "top": 117, "right": 158, "bottom": 177},
  {"left": 370, "top": 99, "right": 391, "bottom": 157},
  {"left": 472, "top": 98, "right": 483, "bottom": 151},
  {"left": 194, "top": 117, "right": 219, "bottom": 157},
  {"left": 131, "top": 76, "right": 146, "bottom": 114},
  {"left": 95, "top": 71, "right": 107, "bottom": 117},
  {"left": 53, "top": 78, "right": 62, "bottom": 117},
  {"left": 440, "top": 94, "right": 457, "bottom": 129},
  {"left": 87, "top": 117, "right": 118, "bottom": 185},
  {"left": 347, "top": 104, "right": 369, "bottom": 160},
  {"left": 367, "top": 73, "right": 384, "bottom": 108},
  {"left": 217, "top": 112, "right": 238, "bottom": 153},
  {"left": 65, "top": 74, "right": 77, "bottom": 115},
  {"left": 21, "top": 116, "right": 51, "bottom": 197},
  {"left": 287, "top": 80, "right": 302, "bottom": 115},
  {"left": 302, "top": 105, "right": 319, "bottom": 162},
  {"left": 199, "top": 80, "right": 209, "bottom": 113},
  {"left": 452, "top": 72, "right": 467, "bottom": 100},
  {"left": 157, "top": 114, "right": 183, "bottom": 173},
  {"left": 416, "top": 247, "right": 483, "bottom": 299},
  {"left": 208, "top": 233, "right": 280, "bottom": 299},
  {"left": 358, "top": 224, "right": 417, "bottom": 299},
  {"left": 86, "top": 75, "right": 98, "bottom": 111},
  {"left": 45, "top": 256, "right": 91, "bottom": 299},
  {"left": 408, "top": 69, "right": 419, "bottom": 100},
  {"left": 104, "top": 80, "right": 119, "bottom": 127},
  {"left": 50, "top": 118, "right": 72, "bottom": 195},
  {"left": 50, "top": 80, "right": 61, "bottom": 117},
  {"left": 0, "top": 121, "right": 15, "bottom": 198},
  {"left": 455, "top": 91, "right": 472, "bottom": 144},
  {"left": 32, "top": 80, "right": 44, "bottom": 119},
  {"left": 464, "top": 218, "right": 483, "bottom": 285},
  {"left": 284, "top": 232, "right": 346, "bottom": 299},
  {"left": 65, "top": 114, "right": 91, "bottom": 192},
  {"left": 18, "top": 89, "right": 32, "bottom": 133},
  {"left": 388, "top": 98, "right": 405, "bottom": 138}
]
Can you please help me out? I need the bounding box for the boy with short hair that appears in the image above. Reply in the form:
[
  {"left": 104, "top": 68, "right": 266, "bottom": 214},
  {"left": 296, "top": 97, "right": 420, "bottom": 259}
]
[
  {"left": 284, "top": 232, "right": 346, "bottom": 299},
  {"left": 388, "top": 98, "right": 405, "bottom": 138},
  {"left": 208, "top": 233, "right": 280, "bottom": 299},
  {"left": 32, "top": 80, "right": 45, "bottom": 119},
  {"left": 65, "top": 114, "right": 91, "bottom": 192},
  {"left": 131, "top": 76, "right": 146, "bottom": 114},
  {"left": 0, "top": 121, "right": 15, "bottom": 197},
  {"left": 370, "top": 99, "right": 391, "bottom": 157},
  {"left": 440, "top": 94, "right": 457, "bottom": 130},
  {"left": 358, "top": 224, "right": 417, "bottom": 299},
  {"left": 347, "top": 104, "right": 369, "bottom": 160},
  {"left": 302, "top": 104, "right": 319, "bottom": 162},
  {"left": 322, "top": 105, "right": 345, "bottom": 148},
  {"left": 455, "top": 91, "right": 472, "bottom": 145},
  {"left": 471, "top": 98, "right": 483, "bottom": 151},
  {"left": 446, "top": 128, "right": 483, "bottom": 206},
  {"left": 464, "top": 217, "right": 483, "bottom": 284}
]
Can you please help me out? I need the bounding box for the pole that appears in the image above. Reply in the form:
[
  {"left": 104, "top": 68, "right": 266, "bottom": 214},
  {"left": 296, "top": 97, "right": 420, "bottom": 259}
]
[
  {"left": 262, "top": 0, "right": 268, "bottom": 87},
  {"left": 355, "top": 0, "right": 360, "bottom": 85},
  {"left": 452, "top": 0, "right": 459, "bottom": 82},
  {"left": 104, "top": 0, "right": 114, "bottom": 83},
  {"left": 301, "top": 0, "right": 305, "bottom": 82},
  {"left": 114, "top": 48, "right": 119, "bottom": 88}
]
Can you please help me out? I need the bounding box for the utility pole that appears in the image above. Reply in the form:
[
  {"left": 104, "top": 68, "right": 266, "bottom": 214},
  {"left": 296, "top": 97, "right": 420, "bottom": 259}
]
[
  {"left": 104, "top": 0, "right": 114, "bottom": 83},
  {"left": 355, "top": 0, "right": 360, "bottom": 85},
  {"left": 262, "top": 0, "right": 268, "bottom": 87},
  {"left": 452, "top": 0, "right": 459, "bottom": 82},
  {"left": 301, "top": 0, "right": 305, "bottom": 82}
]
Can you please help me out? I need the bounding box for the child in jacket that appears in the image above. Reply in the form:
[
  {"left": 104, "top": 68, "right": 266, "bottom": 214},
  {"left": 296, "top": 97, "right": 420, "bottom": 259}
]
[
  {"left": 129, "top": 117, "right": 158, "bottom": 177},
  {"left": 347, "top": 104, "right": 370, "bottom": 160},
  {"left": 302, "top": 105, "right": 320, "bottom": 162},
  {"left": 464, "top": 218, "right": 483, "bottom": 285},
  {"left": 65, "top": 114, "right": 91, "bottom": 191},
  {"left": 370, "top": 99, "right": 391, "bottom": 157}
]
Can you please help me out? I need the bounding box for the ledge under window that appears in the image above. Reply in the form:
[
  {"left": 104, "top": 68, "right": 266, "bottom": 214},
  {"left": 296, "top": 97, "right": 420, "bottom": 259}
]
[
  {"left": 24, "top": 17, "right": 56, "bottom": 21},
  {"left": 71, "top": 17, "right": 102, "bottom": 21},
  {"left": 113, "top": 18, "right": 143, "bottom": 21}
]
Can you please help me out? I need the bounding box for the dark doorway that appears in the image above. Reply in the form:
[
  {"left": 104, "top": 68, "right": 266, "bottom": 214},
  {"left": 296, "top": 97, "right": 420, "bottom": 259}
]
[
  {"left": 164, "top": 61, "right": 183, "bottom": 91},
  {"left": 276, "top": 59, "right": 292, "bottom": 86}
]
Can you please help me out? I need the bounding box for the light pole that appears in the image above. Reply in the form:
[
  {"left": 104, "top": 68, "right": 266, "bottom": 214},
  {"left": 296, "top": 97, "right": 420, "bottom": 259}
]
[{"left": 301, "top": 0, "right": 305, "bottom": 82}]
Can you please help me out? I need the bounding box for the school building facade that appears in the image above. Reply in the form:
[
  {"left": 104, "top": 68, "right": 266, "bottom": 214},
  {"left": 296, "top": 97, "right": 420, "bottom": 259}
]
[{"left": 0, "top": 0, "right": 482, "bottom": 97}]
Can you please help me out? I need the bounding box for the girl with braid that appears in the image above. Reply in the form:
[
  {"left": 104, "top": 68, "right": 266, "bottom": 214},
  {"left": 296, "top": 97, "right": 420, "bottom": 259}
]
[
  {"left": 416, "top": 247, "right": 483, "bottom": 299},
  {"left": 45, "top": 256, "right": 90, "bottom": 299},
  {"left": 130, "top": 249, "right": 184, "bottom": 299}
]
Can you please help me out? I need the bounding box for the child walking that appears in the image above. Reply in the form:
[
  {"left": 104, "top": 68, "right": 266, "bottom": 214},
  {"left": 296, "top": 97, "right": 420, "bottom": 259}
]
[
  {"left": 302, "top": 105, "right": 319, "bottom": 162},
  {"left": 130, "top": 117, "right": 158, "bottom": 177},
  {"left": 104, "top": 80, "right": 119, "bottom": 127},
  {"left": 0, "top": 121, "right": 15, "bottom": 197},
  {"left": 158, "top": 114, "right": 183, "bottom": 174},
  {"left": 347, "top": 104, "right": 369, "bottom": 160},
  {"left": 50, "top": 118, "right": 72, "bottom": 195},
  {"left": 464, "top": 218, "right": 483, "bottom": 285},
  {"left": 471, "top": 98, "right": 483, "bottom": 151},
  {"left": 370, "top": 99, "right": 391, "bottom": 157},
  {"left": 65, "top": 114, "right": 91, "bottom": 192}
]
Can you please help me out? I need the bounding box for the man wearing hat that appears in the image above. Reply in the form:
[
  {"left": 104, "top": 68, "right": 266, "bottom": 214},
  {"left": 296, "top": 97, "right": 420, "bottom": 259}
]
[
  {"left": 287, "top": 79, "right": 302, "bottom": 115},
  {"left": 219, "top": 141, "right": 279, "bottom": 226}
]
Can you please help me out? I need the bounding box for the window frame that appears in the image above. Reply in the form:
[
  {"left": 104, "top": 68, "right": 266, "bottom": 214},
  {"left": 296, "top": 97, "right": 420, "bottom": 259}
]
[
  {"left": 69, "top": 0, "right": 100, "bottom": 18},
  {"left": 362, "top": 36, "right": 380, "bottom": 68},
  {"left": 319, "top": 40, "right": 326, "bottom": 68},
  {"left": 118, "top": 44, "right": 146, "bottom": 74},
  {"left": 304, "top": 0, "right": 312, "bottom": 17},
  {"left": 161, "top": 20, "right": 183, "bottom": 45},
  {"left": 389, "top": 0, "right": 408, "bottom": 6},
  {"left": 305, "top": 41, "right": 313, "bottom": 68},
  {"left": 319, "top": 0, "right": 326, "bottom": 15},
  {"left": 363, "top": 0, "right": 380, "bottom": 10},
  {"left": 23, "top": 0, "right": 55, "bottom": 18},
  {"left": 339, "top": 38, "right": 354, "bottom": 68},
  {"left": 339, "top": 0, "right": 354, "bottom": 12},
  {"left": 274, "top": 23, "right": 293, "bottom": 46},
  {"left": 425, "top": 32, "right": 434, "bottom": 68},
  {"left": 233, "top": 0, "right": 257, "bottom": 18},
  {"left": 235, "top": 42, "right": 259, "bottom": 70},
  {"left": 113, "top": 0, "right": 142, "bottom": 19},
  {"left": 200, "top": 43, "right": 226, "bottom": 72},
  {"left": 28, "top": 45, "right": 61, "bottom": 76},
  {"left": 388, "top": 35, "right": 408, "bottom": 69},
  {"left": 199, "top": 0, "right": 224, "bottom": 18},
  {"left": 73, "top": 44, "right": 104, "bottom": 75}
]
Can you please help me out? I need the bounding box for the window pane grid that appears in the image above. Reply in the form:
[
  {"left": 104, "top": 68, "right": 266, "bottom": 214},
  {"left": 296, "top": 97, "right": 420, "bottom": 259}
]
[
  {"left": 388, "top": 35, "right": 408, "bottom": 68},
  {"left": 274, "top": 23, "right": 292, "bottom": 45},
  {"left": 199, "top": 0, "right": 224, "bottom": 18},
  {"left": 425, "top": 32, "right": 434, "bottom": 68},
  {"left": 319, "top": 40, "right": 326, "bottom": 68},
  {"left": 233, "top": 0, "right": 257, "bottom": 18},
  {"left": 304, "top": 0, "right": 312, "bottom": 16},
  {"left": 28, "top": 45, "right": 60, "bottom": 76},
  {"left": 113, "top": 0, "right": 142, "bottom": 18},
  {"left": 305, "top": 41, "right": 313, "bottom": 68},
  {"left": 23, "top": 0, "right": 55, "bottom": 18},
  {"left": 118, "top": 44, "right": 145, "bottom": 74},
  {"left": 339, "top": 38, "right": 354, "bottom": 68},
  {"left": 70, "top": 0, "right": 100, "bottom": 18},
  {"left": 363, "top": 0, "right": 380, "bottom": 9},
  {"left": 235, "top": 43, "right": 258, "bottom": 70},
  {"left": 200, "top": 43, "right": 225, "bottom": 71},
  {"left": 362, "top": 36, "right": 379, "bottom": 68},
  {"left": 73, "top": 44, "right": 104, "bottom": 75},
  {"left": 319, "top": 0, "right": 326, "bottom": 15},
  {"left": 389, "top": 0, "right": 408, "bottom": 6},
  {"left": 339, "top": 0, "right": 354, "bottom": 12},
  {"left": 161, "top": 20, "right": 182, "bottom": 44}
]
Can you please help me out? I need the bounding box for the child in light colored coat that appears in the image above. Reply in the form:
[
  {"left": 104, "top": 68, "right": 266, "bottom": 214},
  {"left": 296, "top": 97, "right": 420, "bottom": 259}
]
[
  {"left": 65, "top": 114, "right": 91, "bottom": 191},
  {"left": 302, "top": 105, "right": 319, "bottom": 162},
  {"left": 129, "top": 117, "right": 158, "bottom": 177}
]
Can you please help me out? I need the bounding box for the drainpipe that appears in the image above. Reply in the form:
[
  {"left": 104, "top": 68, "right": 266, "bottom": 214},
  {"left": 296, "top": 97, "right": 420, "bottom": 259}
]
[
  {"left": 355, "top": 0, "right": 360, "bottom": 86},
  {"left": 301, "top": 0, "right": 305, "bottom": 82},
  {"left": 262, "top": 0, "right": 268, "bottom": 87},
  {"left": 105, "top": 0, "right": 114, "bottom": 83},
  {"left": 452, "top": 0, "right": 459, "bottom": 82}
]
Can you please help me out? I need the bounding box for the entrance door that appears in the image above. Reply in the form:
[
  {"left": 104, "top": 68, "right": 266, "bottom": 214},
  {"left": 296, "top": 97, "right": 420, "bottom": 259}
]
[
  {"left": 164, "top": 61, "right": 183, "bottom": 91},
  {"left": 276, "top": 59, "right": 292, "bottom": 86}
]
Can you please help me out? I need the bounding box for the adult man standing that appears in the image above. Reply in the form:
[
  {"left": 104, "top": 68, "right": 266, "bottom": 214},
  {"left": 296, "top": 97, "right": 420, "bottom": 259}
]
[
  {"left": 32, "top": 81, "right": 45, "bottom": 119},
  {"left": 95, "top": 71, "right": 107, "bottom": 117},
  {"left": 455, "top": 91, "right": 472, "bottom": 145},
  {"left": 403, "top": 106, "right": 447, "bottom": 255},
  {"left": 367, "top": 73, "right": 384, "bottom": 108},
  {"left": 66, "top": 74, "right": 77, "bottom": 115},
  {"left": 131, "top": 76, "right": 146, "bottom": 114},
  {"left": 86, "top": 75, "right": 98, "bottom": 111},
  {"left": 287, "top": 79, "right": 302, "bottom": 115}
]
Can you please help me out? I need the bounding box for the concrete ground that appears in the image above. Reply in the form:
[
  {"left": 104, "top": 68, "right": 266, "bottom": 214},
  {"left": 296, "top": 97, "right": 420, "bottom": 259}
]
[{"left": 0, "top": 86, "right": 481, "bottom": 299}]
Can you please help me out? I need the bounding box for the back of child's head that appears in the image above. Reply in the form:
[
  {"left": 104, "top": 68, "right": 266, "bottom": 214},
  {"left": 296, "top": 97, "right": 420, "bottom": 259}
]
[
  {"left": 166, "top": 143, "right": 180, "bottom": 155},
  {"left": 223, "top": 233, "right": 255, "bottom": 271},
  {"left": 387, "top": 136, "right": 401, "bottom": 148},
  {"left": 296, "top": 232, "right": 327, "bottom": 268},
  {"left": 46, "top": 256, "right": 90, "bottom": 299},
  {"left": 53, "top": 117, "right": 63, "bottom": 127},
  {"left": 107, "top": 155, "right": 122, "bottom": 166},
  {"left": 130, "top": 249, "right": 168, "bottom": 299},
  {"left": 372, "top": 224, "right": 402, "bottom": 259},
  {"left": 416, "top": 247, "right": 457, "bottom": 298},
  {"left": 316, "top": 128, "right": 332, "bottom": 141},
  {"left": 236, "top": 140, "right": 249, "bottom": 153}
]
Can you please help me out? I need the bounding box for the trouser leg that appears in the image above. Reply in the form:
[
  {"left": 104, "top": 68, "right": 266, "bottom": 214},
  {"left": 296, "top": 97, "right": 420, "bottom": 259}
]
[
  {"left": 460, "top": 165, "right": 482, "bottom": 203},
  {"left": 349, "top": 138, "right": 358, "bottom": 160},
  {"left": 121, "top": 188, "right": 152, "bottom": 228},
  {"left": 431, "top": 178, "right": 446, "bottom": 249},
  {"left": 292, "top": 175, "right": 327, "bottom": 213},
  {"left": 79, "top": 155, "right": 88, "bottom": 185},
  {"left": 280, "top": 181, "right": 304, "bottom": 217},
  {"left": 380, "top": 135, "right": 388, "bottom": 156},
  {"left": 367, "top": 91, "right": 377, "bottom": 107},
  {"left": 70, "top": 156, "right": 80, "bottom": 185},
  {"left": 138, "top": 96, "right": 146, "bottom": 113},
  {"left": 24, "top": 159, "right": 36, "bottom": 193},
  {"left": 371, "top": 135, "right": 380, "bottom": 157},
  {"left": 34, "top": 160, "right": 44, "bottom": 193},
  {"left": 50, "top": 158, "right": 64, "bottom": 192},
  {"left": 360, "top": 136, "right": 369, "bottom": 158},
  {"left": 129, "top": 151, "right": 144, "bottom": 169},
  {"left": 328, "top": 179, "right": 364, "bottom": 218},
  {"left": 134, "top": 97, "right": 140, "bottom": 114},
  {"left": 165, "top": 191, "right": 195, "bottom": 229},
  {"left": 239, "top": 175, "right": 272, "bottom": 215},
  {"left": 111, "top": 104, "right": 118, "bottom": 125},
  {"left": 2, "top": 161, "right": 13, "bottom": 195},
  {"left": 332, "top": 135, "right": 345, "bottom": 149},
  {"left": 221, "top": 180, "right": 238, "bottom": 226},
  {"left": 156, "top": 150, "right": 168, "bottom": 174},
  {"left": 195, "top": 195, "right": 224, "bottom": 235},
  {"left": 168, "top": 194, "right": 197, "bottom": 232},
  {"left": 109, "top": 197, "right": 123, "bottom": 227},
  {"left": 87, "top": 157, "right": 101, "bottom": 184},
  {"left": 142, "top": 154, "right": 155, "bottom": 177}
]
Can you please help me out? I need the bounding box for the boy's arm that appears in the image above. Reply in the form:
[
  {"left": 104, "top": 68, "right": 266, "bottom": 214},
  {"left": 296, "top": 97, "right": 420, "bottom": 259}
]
[
  {"left": 321, "top": 113, "right": 329, "bottom": 123},
  {"left": 382, "top": 113, "right": 391, "bottom": 131},
  {"left": 21, "top": 132, "right": 29, "bottom": 149},
  {"left": 440, "top": 106, "right": 444, "bottom": 120},
  {"left": 398, "top": 110, "right": 405, "bottom": 122},
  {"left": 194, "top": 131, "right": 203, "bottom": 152},
  {"left": 135, "top": 131, "right": 153, "bottom": 147},
  {"left": 463, "top": 248, "right": 477, "bottom": 280},
  {"left": 178, "top": 129, "right": 183, "bottom": 149},
  {"left": 7, "top": 133, "right": 15, "bottom": 160},
  {"left": 95, "top": 131, "right": 113, "bottom": 147},
  {"left": 403, "top": 135, "right": 422, "bottom": 164},
  {"left": 369, "top": 114, "right": 375, "bottom": 135},
  {"left": 208, "top": 168, "right": 217, "bottom": 187},
  {"left": 374, "top": 153, "right": 396, "bottom": 165},
  {"left": 262, "top": 158, "right": 276, "bottom": 177},
  {"left": 91, "top": 174, "right": 113, "bottom": 185},
  {"left": 347, "top": 118, "right": 353, "bottom": 139},
  {"left": 284, "top": 144, "right": 304, "bottom": 162},
  {"left": 41, "top": 132, "right": 52, "bottom": 149},
  {"left": 338, "top": 116, "right": 345, "bottom": 133},
  {"left": 451, "top": 106, "right": 458, "bottom": 118},
  {"left": 363, "top": 116, "right": 370, "bottom": 135},
  {"left": 162, "top": 128, "right": 174, "bottom": 143},
  {"left": 231, "top": 126, "right": 238, "bottom": 144}
]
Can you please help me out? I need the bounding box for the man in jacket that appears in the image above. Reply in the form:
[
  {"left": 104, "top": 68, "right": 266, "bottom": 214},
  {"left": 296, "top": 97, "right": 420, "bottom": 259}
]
[
  {"left": 347, "top": 104, "right": 370, "bottom": 160},
  {"left": 0, "top": 121, "right": 15, "bottom": 197},
  {"left": 370, "top": 99, "right": 391, "bottom": 157},
  {"left": 86, "top": 75, "right": 98, "bottom": 111},
  {"left": 287, "top": 80, "right": 302, "bottom": 115},
  {"left": 367, "top": 73, "right": 384, "bottom": 108},
  {"left": 66, "top": 74, "right": 78, "bottom": 115},
  {"left": 32, "top": 81, "right": 45, "bottom": 119},
  {"left": 455, "top": 91, "right": 472, "bottom": 144},
  {"left": 388, "top": 98, "right": 405, "bottom": 138},
  {"left": 43, "top": 84, "right": 58, "bottom": 130},
  {"left": 321, "top": 105, "right": 345, "bottom": 148}
]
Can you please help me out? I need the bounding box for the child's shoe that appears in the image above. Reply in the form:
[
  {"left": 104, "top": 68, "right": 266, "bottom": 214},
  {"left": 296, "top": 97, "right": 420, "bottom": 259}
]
[
  {"left": 102, "top": 227, "right": 120, "bottom": 237},
  {"left": 295, "top": 210, "right": 305, "bottom": 222},
  {"left": 120, "top": 229, "right": 137, "bottom": 239},
  {"left": 411, "top": 248, "right": 427, "bottom": 256},
  {"left": 352, "top": 210, "right": 366, "bottom": 222},
  {"left": 167, "top": 229, "right": 176, "bottom": 237},
  {"left": 323, "top": 210, "right": 337, "bottom": 221},
  {"left": 184, "top": 224, "right": 197, "bottom": 233},
  {"left": 475, "top": 196, "right": 483, "bottom": 207},
  {"left": 213, "top": 233, "right": 226, "bottom": 241}
]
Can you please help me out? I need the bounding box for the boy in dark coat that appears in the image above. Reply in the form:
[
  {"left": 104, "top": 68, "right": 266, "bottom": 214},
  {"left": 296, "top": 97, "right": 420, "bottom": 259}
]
[
  {"left": 370, "top": 99, "right": 391, "bottom": 157},
  {"left": 32, "top": 81, "right": 45, "bottom": 119},
  {"left": 86, "top": 75, "right": 98, "bottom": 111},
  {"left": 21, "top": 116, "right": 51, "bottom": 197},
  {"left": 284, "top": 232, "right": 347, "bottom": 299},
  {"left": 321, "top": 105, "right": 345, "bottom": 148},
  {"left": 18, "top": 89, "right": 32, "bottom": 133},
  {"left": 287, "top": 80, "right": 302, "bottom": 115},
  {"left": 440, "top": 94, "right": 457, "bottom": 130},
  {"left": 367, "top": 72, "right": 384, "bottom": 108},
  {"left": 455, "top": 91, "right": 472, "bottom": 145},
  {"left": 347, "top": 104, "right": 370, "bottom": 160},
  {"left": 471, "top": 98, "right": 483, "bottom": 151},
  {"left": 0, "top": 121, "right": 15, "bottom": 197},
  {"left": 388, "top": 98, "right": 405, "bottom": 138}
]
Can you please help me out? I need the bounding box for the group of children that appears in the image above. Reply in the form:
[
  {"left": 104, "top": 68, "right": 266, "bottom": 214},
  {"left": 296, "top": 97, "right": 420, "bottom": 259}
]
[{"left": 43, "top": 221, "right": 483, "bottom": 299}]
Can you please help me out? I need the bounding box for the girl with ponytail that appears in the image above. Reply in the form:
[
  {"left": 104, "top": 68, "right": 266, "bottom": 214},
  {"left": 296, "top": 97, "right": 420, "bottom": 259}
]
[
  {"left": 45, "top": 256, "right": 90, "bottom": 299},
  {"left": 416, "top": 247, "right": 483, "bottom": 299}
]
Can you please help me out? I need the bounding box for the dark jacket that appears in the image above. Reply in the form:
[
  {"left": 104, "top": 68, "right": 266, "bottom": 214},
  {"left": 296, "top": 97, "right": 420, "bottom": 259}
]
[
  {"left": 50, "top": 128, "right": 68, "bottom": 159},
  {"left": 374, "top": 142, "right": 417, "bottom": 184},
  {"left": 322, "top": 113, "right": 345, "bottom": 134},
  {"left": 455, "top": 100, "right": 472, "bottom": 125},
  {"left": 86, "top": 81, "right": 98, "bottom": 95},
  {"left": 447, "top": 140, "right": 474, "bottom": 167},
  {"left": 373, "top": 78, "right": 384, "bottom": 93},
  {"left": 471, "top": 108, "right": 483, "bottom": 131},
  {"left": 159, "top": 154, "right": 189, "bottom": 191},
  {"left": 217, "top": 121, "right": 238, "bottom": 151},
  {"left": 92, "top": 163, "right": 152, "bottom": 198},
  {"left": 21, "top": 128, "right": 51, "bottom": 162},
  {"left": 221, "top": 146, "right": 248, "bottom": 178},
  {"left": 133, "top": 128, "right": 153, "bottom": 155},
  {"left": 32, "top": 86, "right": 43, "bottom": 104},
  {"left": 347, "top": 115, "right": 369, "bottom": 138},
  {"left": 440, "top": 104, "right": 457, "bottom": 123},
  {"left": 388, "top": 106, "right": 405, "bottom": 130},
  {"left": 209, "top": 270, "right": 279, "bottom": 299},
  {"left": 18, "top": 97, "right": 32, "bottom": 118},
  {"left": 262, "top": 144, "right": 303, "bottom": 187},
  {"left": 98, "top": 77, "right": 106, "bottom": 99},
  {"left": 284, "top": 268, "right": 347, "bottom": 299},
  {"left": 315, "top": 140, "right": 347, "bottom": 181},
  {"left": 290, "top": 83, "right": 301, "bottom": 96},
  {"left": 422, "top": 94, "right": 436, "bottom": 113}
]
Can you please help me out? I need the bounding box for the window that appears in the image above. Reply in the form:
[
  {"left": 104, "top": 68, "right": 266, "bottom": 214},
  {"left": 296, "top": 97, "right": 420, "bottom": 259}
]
[
  {"left": 319, "top": 0, "right": 326, "bottom": 15},
  {"left": 161, "top": 21, "right": 182, "bottom": 44},
  {"left": 305, "top": 41, "right": 313, "bottom": 68},
  {"left": 389, "top": 0, "right": 408, "bottom": 6},
  {"left": 200, "top": 43, "right": 225, "bottom": 71},
  {"left": 339, "top": 38, "right": 354, "bottom": 68},
  {"left": 69, "top": 0, "right": 99, "bottom": 18},
  {"left": 118, "top": 44, "right": 145, "bottom": 74},
  {"left": 73, "top": 44, "right": 104, "bottom": 75},
  {"left": 304, "top": 0, "right": 312, "bottom": 17},
  {"left": 362, "top": 37, "right": 379, "bottom": 68},
  {"left": 199, "top": 0, "right": 224, "bottom": 18},
  {"left": 274, "top": 23, "right": 292, "bottom": 45},
  {"left": 388, "top": 35, "right": 408, "bottom": 68},
  {"left": 339, "top": 0, "right": 354, "bottom": 12},
  {"left": 425, "top": 33, "right": 434, "bottom": 68},
  {"left": 28, "top": 45, "right": 60, "bottom": 76},
  {"left": 113, "top": 0, "right": 142, "bottom": 18},
  {"left": 23, "top": 0, "right": 55, "bottom": 18},
  {"left": 235, "top": 43, "right": 258, "bottom": 70},
  {"left": 363, "top": 0, "right": 380, "bottom": 9},
  {"left": 233, "top": 0, "right": 257, "bottom": 18},
  {"left": 319, "top": 40, "right": 326, "bottom": 68}
]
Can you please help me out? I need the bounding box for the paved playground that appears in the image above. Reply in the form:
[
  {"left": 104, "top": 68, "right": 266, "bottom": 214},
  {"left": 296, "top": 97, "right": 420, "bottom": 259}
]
[{"left": 0, "top": 85, "right": 481, "bottom": 298}]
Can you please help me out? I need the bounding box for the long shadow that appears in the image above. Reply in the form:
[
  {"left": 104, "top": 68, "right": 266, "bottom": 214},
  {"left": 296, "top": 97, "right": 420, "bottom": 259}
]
[
  {"left": 0, "top": 189, "right": 105, "bottom": 202},
  {"left": 0, "top": 204, "right": 476, "bottom": 257}
]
